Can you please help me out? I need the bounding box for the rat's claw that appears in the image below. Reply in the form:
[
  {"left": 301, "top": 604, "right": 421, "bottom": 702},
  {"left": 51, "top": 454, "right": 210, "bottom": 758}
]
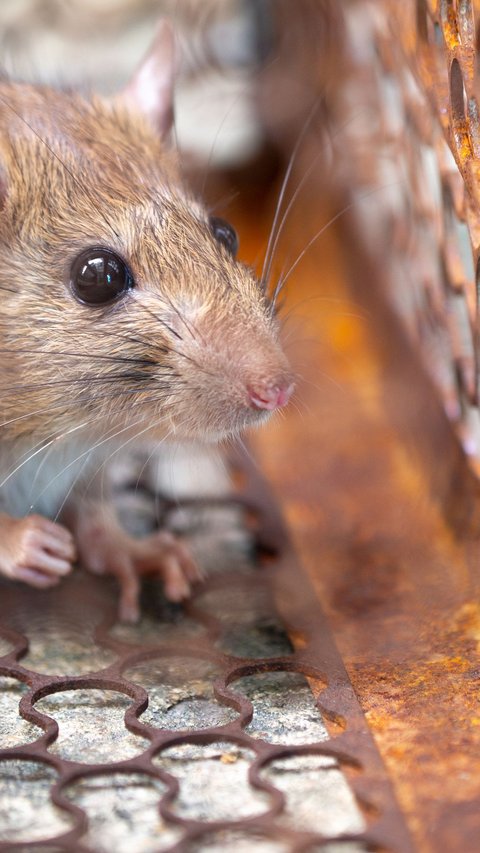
[
  {"left": 169, "top": 538, "right": 204, "bottom": 583},
  {"left": 14, "top": 566, "right": 61, "bottom": 588},
  {"left": 162, "top": 554, "right": 191, "bottom": 602},
  {"left": 135, "top": 530, "right": 203, "bottom": 598},
  {"left": 116, "top": 560, "right": 141, "bottom": 624},
  {"left": 75, "top": 508, "right": 203, "bottom": 622},
  {"left": 0, "top": 514, "right": 76, "bottom": 587}
]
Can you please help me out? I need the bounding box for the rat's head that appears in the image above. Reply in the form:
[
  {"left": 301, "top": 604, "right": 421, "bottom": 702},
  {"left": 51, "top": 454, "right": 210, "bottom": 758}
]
[{"left": 0, "top": 22, "right": 293, "bottom": 444}]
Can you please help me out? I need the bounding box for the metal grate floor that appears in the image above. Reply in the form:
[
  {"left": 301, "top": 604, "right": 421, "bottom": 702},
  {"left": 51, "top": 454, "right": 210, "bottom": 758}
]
[{"left": 0, "top": 449, "right": 410, "bottom": 852}]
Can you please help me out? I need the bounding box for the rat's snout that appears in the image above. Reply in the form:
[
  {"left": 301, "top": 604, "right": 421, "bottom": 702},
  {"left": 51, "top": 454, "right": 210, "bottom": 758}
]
[
  {"left": 247, "top": 378, "right": 295, "bottom": 412},
  {"left": 167, "top": 291, "right": 294, "bottom": 436}
]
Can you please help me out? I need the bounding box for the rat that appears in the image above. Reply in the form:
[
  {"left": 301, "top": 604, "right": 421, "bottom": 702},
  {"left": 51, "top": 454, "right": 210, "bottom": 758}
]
[{"left": 0, "top": 21, "right": 294, "bottom": 622}]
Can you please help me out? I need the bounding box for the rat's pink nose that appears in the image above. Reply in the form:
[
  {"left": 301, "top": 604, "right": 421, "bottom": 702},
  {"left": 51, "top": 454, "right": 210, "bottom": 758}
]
[{"left": 248, "top": 381, "right": 294, "bottom": 411}]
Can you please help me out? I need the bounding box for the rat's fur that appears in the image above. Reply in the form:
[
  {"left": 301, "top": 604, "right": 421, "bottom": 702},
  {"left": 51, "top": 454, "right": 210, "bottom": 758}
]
[{"left": 0, "top": 23, "right": 292, "bottom": 618}]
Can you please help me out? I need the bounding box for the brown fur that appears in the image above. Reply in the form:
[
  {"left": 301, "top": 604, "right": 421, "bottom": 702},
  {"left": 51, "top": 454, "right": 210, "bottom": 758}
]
[
  {"left": 0, "top": 61, "right": 292, "bottom": 621},
  {"left": 0, "top": 81, "right": 291, "bottom": 447}
]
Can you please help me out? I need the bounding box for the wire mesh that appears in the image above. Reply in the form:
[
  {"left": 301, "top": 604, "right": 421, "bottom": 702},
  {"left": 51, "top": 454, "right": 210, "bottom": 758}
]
[{"left": 335, "top": 0, "right": 480, "bottom": 467}]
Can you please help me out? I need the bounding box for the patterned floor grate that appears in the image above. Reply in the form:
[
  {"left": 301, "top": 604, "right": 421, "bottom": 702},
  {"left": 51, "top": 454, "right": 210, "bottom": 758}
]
[{"left": 0, "top": 451, "right": 411, "bottom": 852}]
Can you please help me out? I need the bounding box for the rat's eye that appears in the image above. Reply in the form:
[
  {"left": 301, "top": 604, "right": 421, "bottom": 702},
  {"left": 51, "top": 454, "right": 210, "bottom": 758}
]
[
  {"left": 70, "top": 248, "right": 134, "bottom": 305},
  {"left": 209, "top": 216, "right": 238, "bottom": 257}
]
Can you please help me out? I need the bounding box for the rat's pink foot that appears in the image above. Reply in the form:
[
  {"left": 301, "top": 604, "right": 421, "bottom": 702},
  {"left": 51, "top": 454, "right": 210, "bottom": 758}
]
[
  {"left": 125, "top": 530, "right": 202, "bottom": 622},
  {"left": 0, "top": 513, "right": 76, "bottom": 588},
  {"left": 74, "top": 510, "right": 202, "bottom": 623}
]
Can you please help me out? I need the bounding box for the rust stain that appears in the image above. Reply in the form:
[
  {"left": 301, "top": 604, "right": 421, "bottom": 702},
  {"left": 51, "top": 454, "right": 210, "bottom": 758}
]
[{"left": 245, "top": 4, "right": 480, "bottom": 849}]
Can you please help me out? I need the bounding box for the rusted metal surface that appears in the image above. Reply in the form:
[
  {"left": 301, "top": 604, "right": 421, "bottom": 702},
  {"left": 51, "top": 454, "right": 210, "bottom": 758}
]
[
  {"left": 333, "top": 0, "right": 480, "bottom": 472},
  {"left": 244, "top": 3, "right": 480, "bottom": 851},
  {"left": 244, "top": 185, "right": 480, "bottom": 850}
]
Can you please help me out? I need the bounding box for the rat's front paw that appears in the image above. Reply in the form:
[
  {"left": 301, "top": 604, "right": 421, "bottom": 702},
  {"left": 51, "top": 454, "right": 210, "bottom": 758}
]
[
  {"left": 0, "top": 513, "right": 76, "bottom": 589},
  {"left": 76, "top": 514, "right": 202, "bottom": 623},
  {"left": 134, "top": 529, "right": 203, "bottom": 603}
]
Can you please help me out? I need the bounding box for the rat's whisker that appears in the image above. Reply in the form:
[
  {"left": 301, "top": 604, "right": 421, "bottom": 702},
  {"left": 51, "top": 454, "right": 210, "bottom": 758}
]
[
  {"left": 200, "top": 88, "right": 246, "bottom": 199},
  {"left": 264, "top": 147, "right": 325, "bottom": 292},
  {"left": 133, "top": 300, "right": 183, "bottom": 341},
  {"left": 261, "top": 100, "right": 320, "bottom": 288},
  {"left": 27, "top": 415, "right": 154, "bottom": 511},
  {"left": 0, "top": 419, "right": 92, "bottom": 490},
  {"left": 52, "top": 453, "right": 93, "bottom": 523},
  {"left": 279, "top": 295, "right": 371, "bottom": 325},
  {"left": 0, "top": 346, "right": 161, "bottom": 367},
  {"left": 133, "top": 436, "right": 170, "bottom": 497},
  {"left": 0, "top": 379, "right": 188, "bottom": 433},
  {"left": 265, "top": 106, "right": 383, "bottom": 292},
  {"left": 273, "top": 180, "right": 402, "bottom": 304},
  {"left": 149, "top": 289, "right": 205, "bottom": 347},
  {"left": 301, "top": 374, "right": 346, "bottom": 394},
  {"left": 84, "top": 423, "right": 175, "bottom": 500},
  {"left": 288, "top": 397, "right": 311, "bottom": 420},
  {"left": 229, "top": 435, "right": 263, "bottom": 476}
]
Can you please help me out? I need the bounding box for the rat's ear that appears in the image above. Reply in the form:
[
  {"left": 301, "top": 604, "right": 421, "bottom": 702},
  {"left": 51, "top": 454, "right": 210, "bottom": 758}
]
[
  {"left": 0, "top": 161, "right": 8, "bottom": 213},
  {"left": 116, "top": 20, "right": 176, "bottom": 137}
]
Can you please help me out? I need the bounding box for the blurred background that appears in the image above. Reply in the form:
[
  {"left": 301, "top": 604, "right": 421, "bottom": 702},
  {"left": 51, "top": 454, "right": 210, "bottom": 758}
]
[
  {"left": 0, "top": 0, "right": 335, "bottom": 162},
  {"left": 1, "top": 0, "right": 479, "bottom": 606},
  {"left": 3, "top": 3, "right": 480, "bottom": 848}
]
